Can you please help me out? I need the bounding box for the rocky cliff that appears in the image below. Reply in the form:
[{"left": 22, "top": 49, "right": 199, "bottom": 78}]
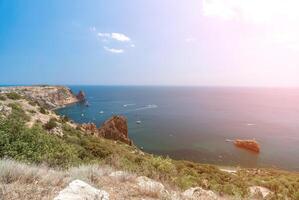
[{"left": 0, "top": 85, "right": 82, "bottom": 109}]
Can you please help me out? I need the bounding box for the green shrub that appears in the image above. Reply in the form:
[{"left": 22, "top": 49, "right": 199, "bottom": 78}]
[
  {"left": 39, "top": 107, "right": 48, "bottom": 114},
  {"left": 61, "top": 115, "right": 70, "bottom": 123},
  {"left": 6, "top": 92, "right": 22, "bottom": 100},
  {"left": 28, "top": 100, "right": 37, "bottom": 106},
  {"left": 0, "top": 117, "right": 80, "bottom": 168},
  {"left": 44, "top": 118, "right": 57, "bottom": 130},
  {"left": 0, "top": 95, "right": 6, "bottom": 101}
]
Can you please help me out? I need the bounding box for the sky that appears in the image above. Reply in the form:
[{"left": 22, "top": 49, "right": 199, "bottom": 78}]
[{"left": 0, "top": 0, "right": 299, "bottom": 86}]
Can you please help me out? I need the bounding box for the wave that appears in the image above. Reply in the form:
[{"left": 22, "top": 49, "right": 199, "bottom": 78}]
[
  {"left": 123, "top": 103, "right": 136, "bottom": 107},
  {"left": 246, "top": 123, "right": 256, "bottom": 126},
  {"left": 125, "top": 104, "right": 158, "bottom": 112},
  {"left": 134, "top": 104, "right": 158, "bottom": 111}
]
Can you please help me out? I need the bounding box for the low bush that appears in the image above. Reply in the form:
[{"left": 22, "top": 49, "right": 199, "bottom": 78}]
[
  {"left": 44, "top": 118, "right": 57, "bottom": 130},
  {"left": 0, "top": 95, "right": 7, "bottom": 101},
  {"left": 0, "top": 118, "right": 79, "bottom": 168},
  {"left": 39, "top": 107, "right": 47, "bottom": 114},
  {"left": 6, "top": 92, "right": 22, "bottom": 100}
]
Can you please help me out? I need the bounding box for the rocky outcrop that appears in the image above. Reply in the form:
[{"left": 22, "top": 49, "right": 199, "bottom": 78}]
[
  {"left": 76, "top": 90, "right": 86, "bottom": 102},
  {"left": 182, "top": 187, "right": 218, "bottom": 200},
  {"left": 54, "top": 180, "right": 109, "bottom": 200},
  {"left": 234, "top": 139, "right": 260, "bottom": 153},
  {"left": 98, "top": 116, "right": 132, "bottom": 145},
  {"left": 79, "top": 116, "right": 132, "bottom": 145}
]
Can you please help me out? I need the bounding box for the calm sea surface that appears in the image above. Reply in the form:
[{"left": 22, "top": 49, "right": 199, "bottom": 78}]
[{"left": 57, "top": 86, "right": 299, "bottom": 171}]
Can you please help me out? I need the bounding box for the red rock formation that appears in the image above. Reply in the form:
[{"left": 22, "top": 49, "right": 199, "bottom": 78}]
[
  {"left": 98, "top": 115, "right": 132, "bottom": 145},
  {"left": 79, "top": 116, "right": 132, "bottom": 145},
  {"left": 234, "top": 139, "right": 260, "bottom": 153}
]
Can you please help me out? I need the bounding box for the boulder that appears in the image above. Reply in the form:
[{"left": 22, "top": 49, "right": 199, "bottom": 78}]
[
  {"left": 234, "top": 139, "right": 260, "bottom": 153},
  {"left": 136, "top": 176, "right": 166, "bottom": 195},
  {"left": 98, "top": 115, "right": 132, "bottom": 145},
  {"left": 54, "top": 180, "right": 109, "bottom": 200},
  {"left": 249, "top": 186, "right": 272, "bottom": 199},
  {"left": 182, "top": 187, "right": 218, "bottom": 200}
]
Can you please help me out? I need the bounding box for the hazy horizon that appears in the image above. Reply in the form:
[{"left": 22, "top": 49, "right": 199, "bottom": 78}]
[{"left": 1, "top": 0, "right": 299, "bottom": 86}]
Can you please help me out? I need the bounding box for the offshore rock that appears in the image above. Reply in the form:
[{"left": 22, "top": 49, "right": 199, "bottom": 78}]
[
  {"left": 234, "top": 139, "right": 260, "bottom": 153},
  {"left": 76, "top": 90, "right": 86, "bottom": 102}
]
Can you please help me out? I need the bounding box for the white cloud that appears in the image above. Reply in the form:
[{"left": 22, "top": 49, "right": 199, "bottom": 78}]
[
  {"left": 92, "top": 30, "right": 134, "bottom": 53},
  {"left": 98, "top": 32, "right": 111, "bottom": 37},
  {"left": 111, "top": 33, "right": 131, "bottom": 42},
  {"left": 97, "top": 32, "right": 131, "bottom": 42},
  {"left": 104, "top": 46, "right": 124, "bottom": 54}
]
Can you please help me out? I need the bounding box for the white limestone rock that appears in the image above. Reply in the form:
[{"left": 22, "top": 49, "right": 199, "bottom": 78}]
[
  {"left": 136, "top": 176, "right": 166, "bottom": 195},
  {"left": 54, "top": 180, "right": 109, "bottom": 200}
]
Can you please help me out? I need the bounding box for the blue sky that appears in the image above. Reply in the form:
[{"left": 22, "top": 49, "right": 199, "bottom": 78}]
[{"left": 1, "top": 0, "right": 299, "bottom": 86}]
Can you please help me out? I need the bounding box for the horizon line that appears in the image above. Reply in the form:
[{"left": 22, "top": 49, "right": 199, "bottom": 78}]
[{"left": 1, "top": 84, "right": 299, "bottom": 89}]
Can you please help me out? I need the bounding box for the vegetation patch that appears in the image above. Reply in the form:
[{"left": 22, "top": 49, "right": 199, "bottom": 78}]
[
  {"left": 0, "top": 95, "right": 7, "bottom": 101},
  {"left": 6, "top": 92, "right": 22, "bottom": 100},
  {"left": 39, "top": 107, "right": 48, "bottom": 114},
  {"left": 44, "top": 118, "right": 58, "bottom": 130}
]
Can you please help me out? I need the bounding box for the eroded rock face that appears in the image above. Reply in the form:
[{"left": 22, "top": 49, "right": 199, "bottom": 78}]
[
  {"left": 54, "top": 180, "right": 109, "bottom": 200},
  {"left": 182, "top": 187, "right": 218, "bottom": 200},
  {"left": 234, "top": 139, "right": 260, "bottom": 153},
  {"left": 98, "top": 115, "right": 132, "bottom": 145}
]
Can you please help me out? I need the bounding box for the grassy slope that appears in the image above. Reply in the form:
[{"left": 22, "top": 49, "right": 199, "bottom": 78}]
[{"left": 0, "top": 94, "right": 299, "bottom": 199}]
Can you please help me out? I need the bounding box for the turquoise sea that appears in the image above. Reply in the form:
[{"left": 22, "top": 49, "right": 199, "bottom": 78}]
[{"left": 57, "top": 86, "right": 299, "bottom": 171}]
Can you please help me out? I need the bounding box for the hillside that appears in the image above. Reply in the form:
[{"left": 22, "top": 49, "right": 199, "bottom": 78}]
[{"left": 0, "top": 86, "right": 299, "bottom": 200}]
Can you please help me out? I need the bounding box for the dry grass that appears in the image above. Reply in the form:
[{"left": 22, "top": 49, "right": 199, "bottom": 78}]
[{"left": 0, "top": 159, "right": 175, "bottom": 200}]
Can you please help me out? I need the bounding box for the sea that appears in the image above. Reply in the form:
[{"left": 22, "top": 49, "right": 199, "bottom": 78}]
[{"left": 57, "top": 86, "right": 299, "bottom": 171}]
